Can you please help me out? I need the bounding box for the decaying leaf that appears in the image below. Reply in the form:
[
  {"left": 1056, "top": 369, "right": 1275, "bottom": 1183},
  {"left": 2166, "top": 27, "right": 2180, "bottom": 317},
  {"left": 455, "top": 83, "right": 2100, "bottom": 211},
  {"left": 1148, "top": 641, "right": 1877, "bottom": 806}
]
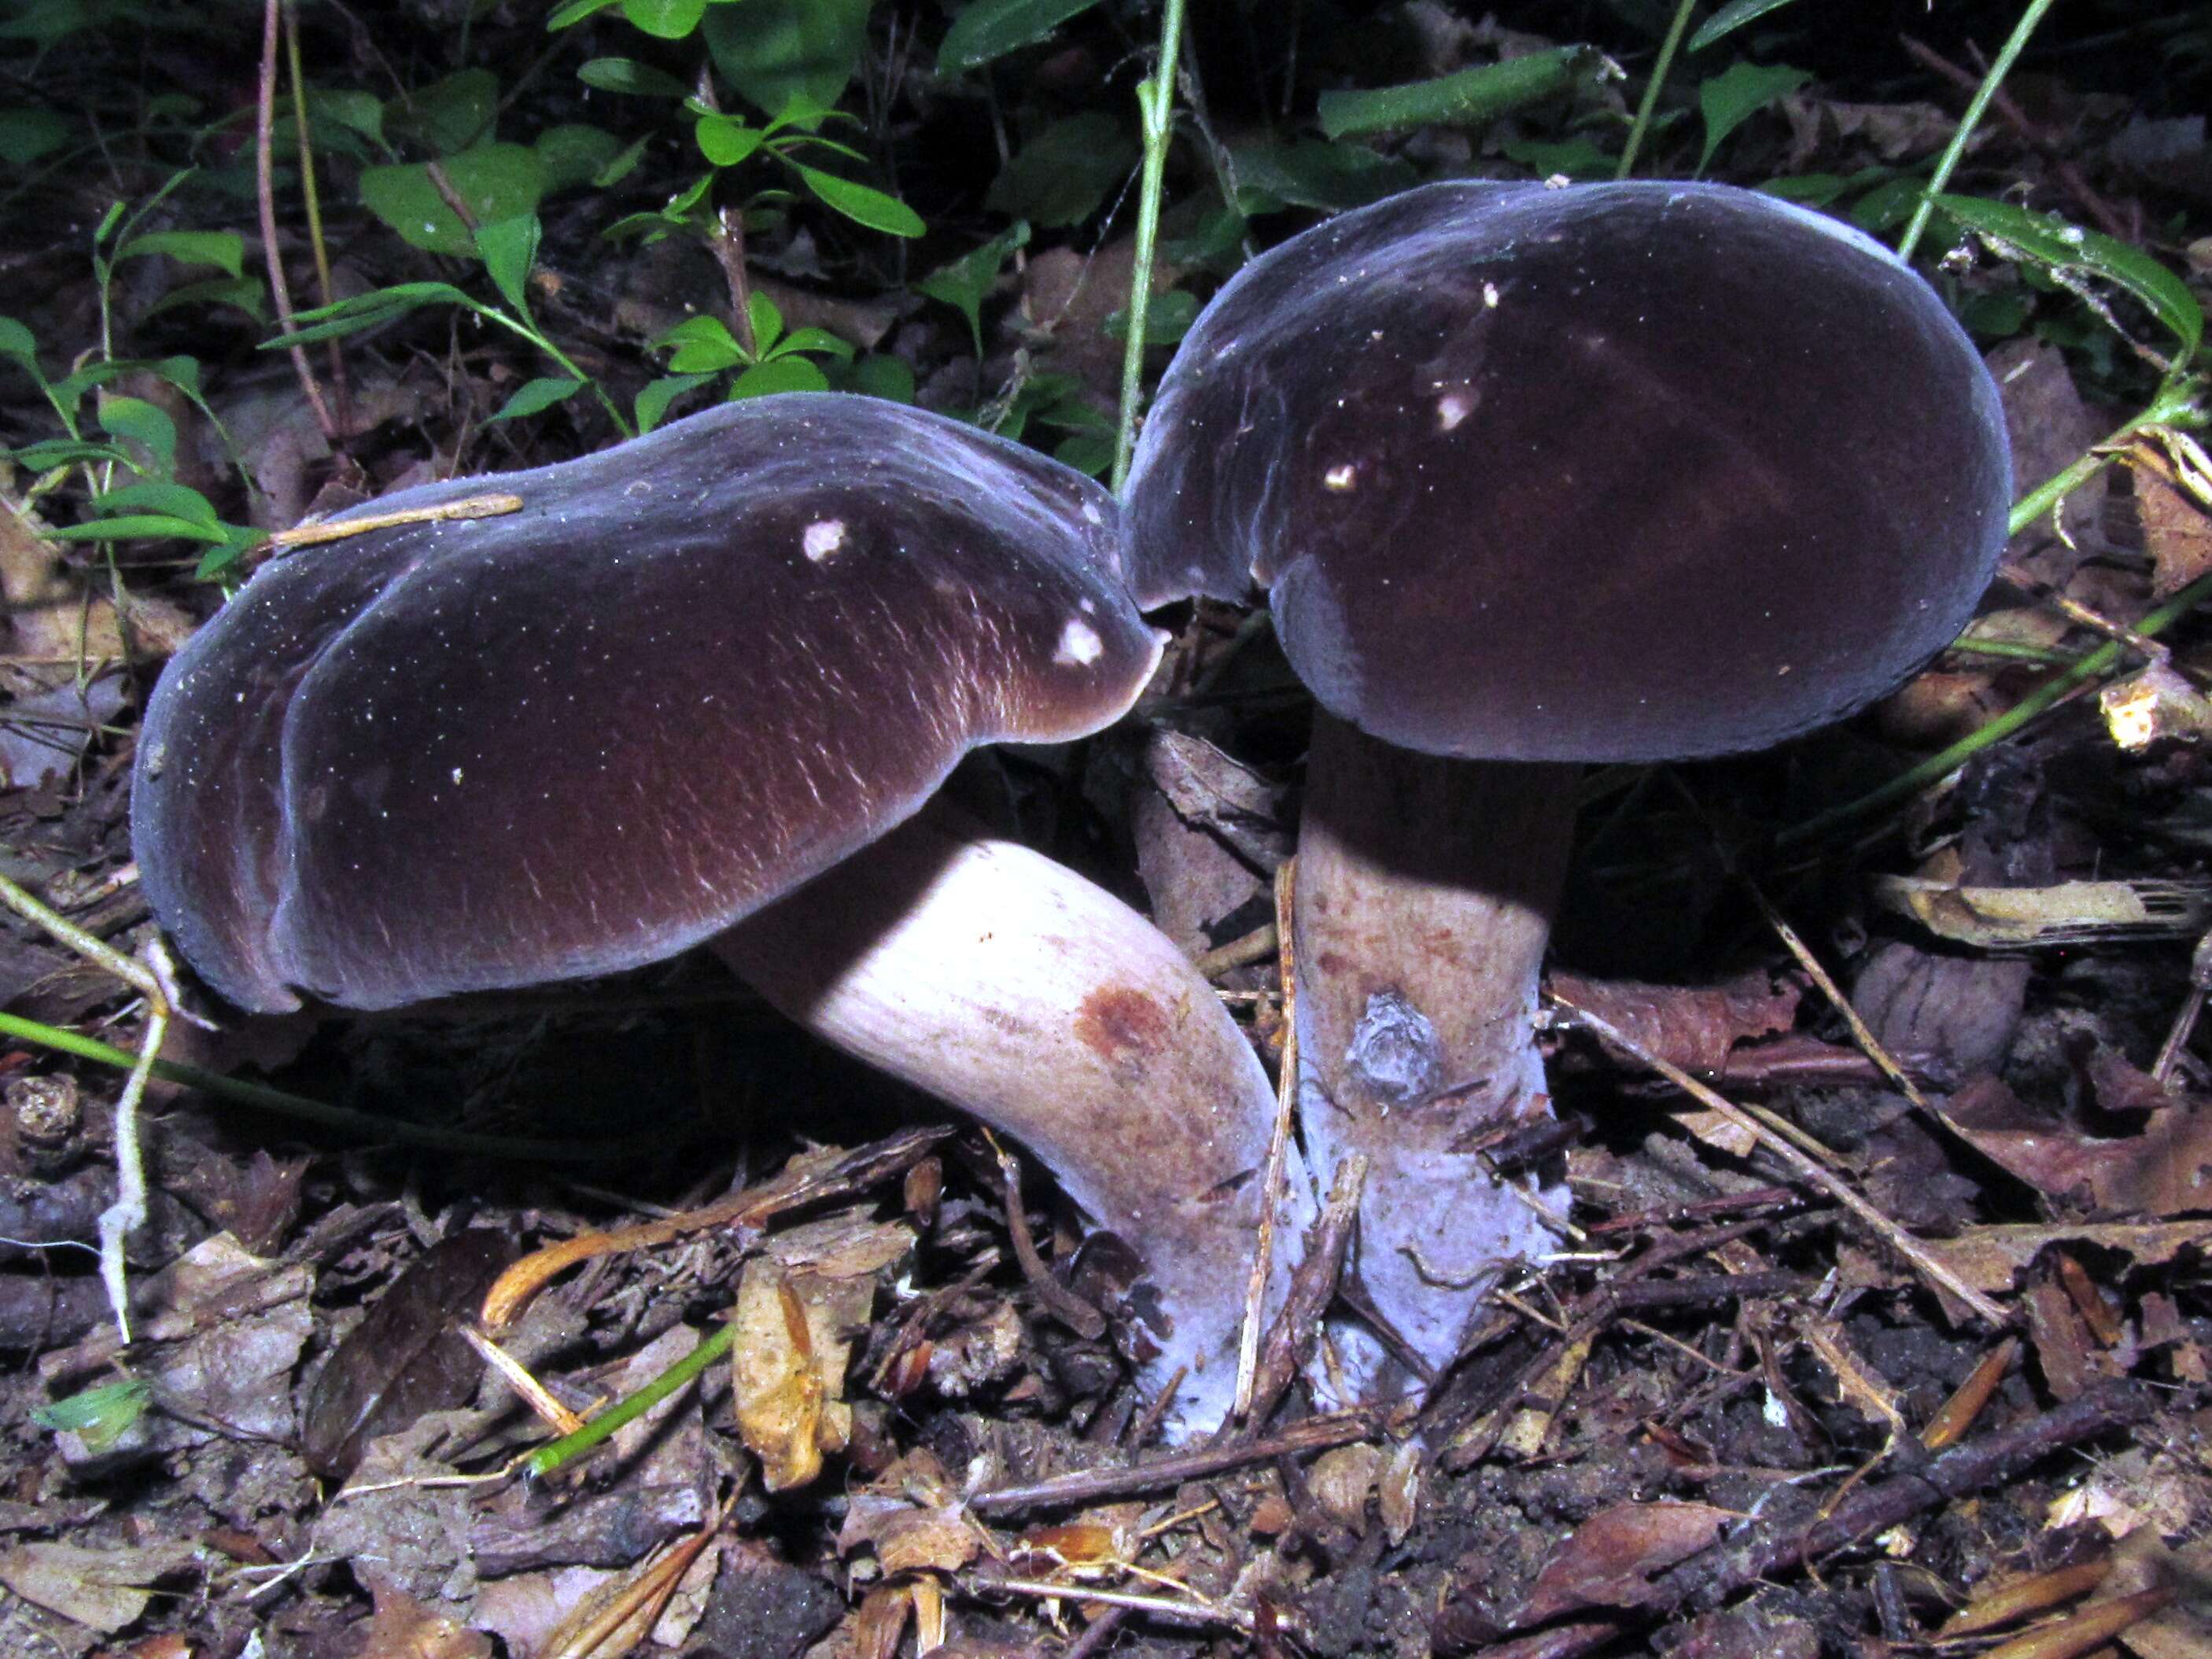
[
  {"left": 732, "top": 1258, "right": 870, "bottom": 1491},
  {"left": 1941, "top": 1068, "right": 2212, "bottom": 1217},
  {"left": 352, "top": 1583, "right": 495, "bottom": 1659},
  {"left": 0, "top": 1539, "right": 198, "bottom": 1632},
  {"left": 1548, "top": 971, "right": 1799, "bottom": 1075},
  {"left": 1307, "top": 1443, "right": 1384, "bottom": 1535},
  {"left": 1905, "top": 1221, "right": 2212, "bottom": 1293},
  {"left": 1517, "top": 1501, "right": 1734, "bottom": 1624},
  {"left": 1871, "top": 876, "right": 2212, "bottom": 948},
  {"left": 839, "top": 1451, "right": 982, "bottom": 1576},
  {"left": 2101, "top": 660, "right": 2212, "bottom": 750}
]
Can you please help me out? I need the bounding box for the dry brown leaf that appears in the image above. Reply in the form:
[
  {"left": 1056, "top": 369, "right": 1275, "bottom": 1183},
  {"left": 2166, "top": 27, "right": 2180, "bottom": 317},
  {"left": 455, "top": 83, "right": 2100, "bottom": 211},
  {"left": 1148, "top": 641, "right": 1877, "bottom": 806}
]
[
  {"left": 1378, "top": 1440, "right": 1421, "bottom": 1545},
  {"left": 352, "top": 1583, "right": 495, "bottom": 1659},
  {"left": 1517, "top": 1501, "right": 1735, "bottom": 1624},
  {"left": 1908, "top": 1221, "right": 2212, "bottom": 1292},
  {"left": 1549, "top": 971, "right": 1798, "bottom": 1075},
  {"left": 2141, "top": 466, "right": 2212, "bottom": 598},
  {"left": 0, "top": 1540, "right": 197, "bottom": 1633},
  {"left": 1941, "top": 1071, "right": 2212, "bottom": 1217}
]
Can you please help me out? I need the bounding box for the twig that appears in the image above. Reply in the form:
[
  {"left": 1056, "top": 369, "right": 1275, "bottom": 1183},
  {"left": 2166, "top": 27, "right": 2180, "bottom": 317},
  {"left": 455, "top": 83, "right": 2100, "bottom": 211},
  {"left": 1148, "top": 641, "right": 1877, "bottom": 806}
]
[
  {"left": 970, "top": 1407, "right": 1391, "bottom": 1515},
  {"left": 1233, "top": 858, "right": 1298, "bottom": 1419},
  {"left": 980, "top": 1578, "right": 1252, "bottom": 1631},
  {"left": 283, "top": 0, "right": 348, "bottom": 430},
  {"left": 255, "top": 0, "right": 336, "bottom": 442},
  {"left": 1548, "top": 993, "right": 2009, "bottom": 1328},
  {"left": 993, "top": 1137, "right": 1108, "bottom": 1340},
  {"left": 1243, "top": 1152, "right": 1365, "bottom": 1428},
  {"left": 1647, "top": 1380, "right": 2159, "bottom": 1614},
  {"left": 1746, "top": 882, "right": 1930, "bottom": 1113},
  {"left": 480, "top": 1126, "right": 952, "bottom": 1328},
  {"left": 267, "top": 492, "right": 525, "bottom": 551}
]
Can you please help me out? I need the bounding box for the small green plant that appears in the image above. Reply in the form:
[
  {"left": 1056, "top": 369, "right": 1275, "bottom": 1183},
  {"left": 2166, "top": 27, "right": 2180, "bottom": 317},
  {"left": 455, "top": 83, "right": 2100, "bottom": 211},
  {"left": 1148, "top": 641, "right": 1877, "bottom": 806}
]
[
  {"left": 0, "top": 179, "right": 265, "bottom": 579},
  {"left": 645, "top": 290, "right": 855, "bottom": 421}
]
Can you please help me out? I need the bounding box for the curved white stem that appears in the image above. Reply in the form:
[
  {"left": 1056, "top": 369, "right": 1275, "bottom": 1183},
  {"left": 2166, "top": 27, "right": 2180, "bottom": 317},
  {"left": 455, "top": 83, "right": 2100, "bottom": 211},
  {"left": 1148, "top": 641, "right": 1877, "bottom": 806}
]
[{"left": 713, "top": 809, "right": 1316, "bottom": 1440}]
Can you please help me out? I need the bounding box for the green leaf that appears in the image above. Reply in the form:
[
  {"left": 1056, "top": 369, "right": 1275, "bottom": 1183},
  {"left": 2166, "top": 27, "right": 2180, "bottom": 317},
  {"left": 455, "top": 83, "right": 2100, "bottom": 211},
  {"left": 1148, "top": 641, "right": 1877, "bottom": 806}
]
[
  {"left": 474, "top": 213, "right": 542, "bottom": 314},
  {"left": 635, "top": 372, "right": 715, "bottom": 433},
  {"left": 33, "top": 1380, "right": 150, "bottom": 1452},
  {"left": 938, "top": 0, "right": 1101, "bottom": 72},
  {"left": 386, "top": 68, "right": 501, "bottom": 155},
  {"left": 49, "top": 514, "right": 230, "bottom": 544},
  {"left": 1317, "top": 46, "right": 1600, "bottom": 138},
  {"left": 985, "top": 113, "right": 1134, "bottom": 227},
  {"left": 621, "top": 0, "right": 706, "bottom": 38},
  {"left": 846, "top": 353, "right": 915, "bottom": 404},
  {"left": 488, "top": 377, "right": 584, "bottom": 422},
  {"left": 116, "top": 229, "right": 245, "bottom": 278},
  {"left": 548, "top": 0, "right": 623, "bottom": 25},
  {"left": 1934, "top": 194, "right": 2205, "bottom": 365},
  {"left": 264, "top": 282, "right": 477, "bottom": 346},
  {"left": 697, "top": 113, "right": 765, "bottom": 168},
  {"left": 653, "top": 315, "right": 748, "bottom": 372},
  {"left": 701, "top": 0, "right": 872, "bottom": 117},
  {"left": 0, "top": 107, "right": 71, "bottom": 166},
  {"left": 0, "top": 315, "right": 40, "bottom": 373},
  {"left": 1696, "top": 60, "right": 1811, "bottom": 173},
  {"left": 97, "top": 396, "right": 176, "bottom": 476},
  {"left": 728, "top": 356, "right": 829, "bottom": 399},
  {"left": 1104, "top": 288, "right": 1199, "bottom": 345},
  {"left": 359, "top": 144, "right": 547, "bottom": 256},
  {"left": 535, "top": 124, "right": 627, "bottom": 190},
  {"left": 1228, "top": 139, "right": 1419, "bottom": 213},
  {"left": 1688, "top": 0, "right": 1808, "bottom": 54},
  {"left": 746, "top": 290, "right": 784, "bottom": 356},
  {"left": 917, "top": 222, "right": 1030, "bottom": 356},
  {"left": 797, "top": 167, "right": 926, "bottom": 238},
  {"left": 93, "top": 480, "right": 219, "bottom": 525},
  {"left": 146, "top": 276, "right": 267, "bottom": 322},
  {"left": 6, "top": 440, "right": 127, "bottom": 470},
  {"left": 308, "top": 89, "right": 385, "bottom": 146},
  {"left": 1052, "top": 430, "right": 1113, "bottom": 476},
  {"left": 578, "top": 57, "right": 693, "bottom": 98},
  {"left": 1497, "top": 133, "right": 1618, "bottom": 181},
  {"left": 771, "top": 326, "right": 855, "bottom": 362},
  {"left": 594, "top": 134, "right": 653, "bottom": 189}
]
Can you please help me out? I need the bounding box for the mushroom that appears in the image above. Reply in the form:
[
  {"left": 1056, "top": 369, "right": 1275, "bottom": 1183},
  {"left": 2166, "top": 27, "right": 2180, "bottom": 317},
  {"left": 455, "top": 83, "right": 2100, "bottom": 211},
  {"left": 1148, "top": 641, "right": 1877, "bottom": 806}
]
[
  {"left": 133, "top": 392, "right": 1314, "bottom": 1437},
  {"left": 1123, "top": 180, "right": 2012, "bottom": 1388}
]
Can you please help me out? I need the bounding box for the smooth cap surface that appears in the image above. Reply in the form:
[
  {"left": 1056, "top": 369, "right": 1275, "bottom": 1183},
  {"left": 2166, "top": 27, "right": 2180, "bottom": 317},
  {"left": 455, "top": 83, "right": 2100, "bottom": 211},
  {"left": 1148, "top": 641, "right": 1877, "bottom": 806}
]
[
  {"left": 134, "top": 394, "right": 1160, "bottom": 1012},
  {"left": 1125, "top": 180, "right": 2012, "bottom": 761}
]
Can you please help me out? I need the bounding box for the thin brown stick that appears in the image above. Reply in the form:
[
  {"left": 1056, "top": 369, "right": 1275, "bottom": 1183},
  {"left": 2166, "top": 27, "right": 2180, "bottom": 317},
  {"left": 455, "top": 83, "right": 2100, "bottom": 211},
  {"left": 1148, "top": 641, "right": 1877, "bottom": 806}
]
[
  {"left": 971, "top": 1407, "right": 1392, "bottom": 1515},
  {"left": 994, "top": 1138, "right": 1108, "bottom": 1340},
  {"left": 267, "top": 492, "right": 525, "bottom": 551},
  {"left": 1550, "top": 994, "right": 2009, "bottom": 1328},
  {"left": 1233, "top": 857, "right": 1299, "bottom": 1419},
  {"left": 282, "top": 0, "right": 348, "bottom": 430},
  {"left": 1243, "top": 1152, "right": 1365, "bottom": 1428},
  {"left": 256, "top": 0, "right": 335, "bottom": 442}
]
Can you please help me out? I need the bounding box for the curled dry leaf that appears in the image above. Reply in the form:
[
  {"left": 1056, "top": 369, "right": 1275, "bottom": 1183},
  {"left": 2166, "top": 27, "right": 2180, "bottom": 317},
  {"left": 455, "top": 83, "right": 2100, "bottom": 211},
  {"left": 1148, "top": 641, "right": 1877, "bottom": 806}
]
[
  {"left": 0, "top": 1539, "right": 199, "bottom": 1633},
  {"left": 732, "top": 1258, "right": 871, "bottom": 1491},
  {"left": 839, "top": 1450, "right": 982, "bottom": 1577},
  {"left": 1307, "top": 1443, "right": 1384, "bottom": 1535},
  {"left": 1515, "top": 1501, "right": 1735, "bottom": 1626}
]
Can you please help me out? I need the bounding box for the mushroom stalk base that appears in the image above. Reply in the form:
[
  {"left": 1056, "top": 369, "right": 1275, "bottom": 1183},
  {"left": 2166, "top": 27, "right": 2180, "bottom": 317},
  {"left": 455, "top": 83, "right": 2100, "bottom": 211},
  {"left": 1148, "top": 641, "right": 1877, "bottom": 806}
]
[
  {"left": 713, "top": 808, "right": 1316, "bottom": 1439},
  {"left": 1294, "top": 710, "right": 1572, "bottom": 1381}
]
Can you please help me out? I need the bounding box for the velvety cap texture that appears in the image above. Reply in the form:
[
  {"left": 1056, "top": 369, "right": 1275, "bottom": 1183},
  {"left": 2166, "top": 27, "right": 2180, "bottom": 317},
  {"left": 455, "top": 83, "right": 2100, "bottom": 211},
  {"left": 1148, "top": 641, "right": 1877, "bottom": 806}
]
[
  {"left": 134, "top": 394, "right": 1159, "bottom": 1012},
  {"left": 1124, "top": 180, "right": 2013, "bottom": 761}
]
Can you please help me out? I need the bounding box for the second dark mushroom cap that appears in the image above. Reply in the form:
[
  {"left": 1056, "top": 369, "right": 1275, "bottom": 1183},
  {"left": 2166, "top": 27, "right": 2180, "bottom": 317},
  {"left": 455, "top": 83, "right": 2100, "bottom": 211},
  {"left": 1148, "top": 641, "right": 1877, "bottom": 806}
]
[{"left": 1126, "top": 179, "right": 2014, "bottom": 760}]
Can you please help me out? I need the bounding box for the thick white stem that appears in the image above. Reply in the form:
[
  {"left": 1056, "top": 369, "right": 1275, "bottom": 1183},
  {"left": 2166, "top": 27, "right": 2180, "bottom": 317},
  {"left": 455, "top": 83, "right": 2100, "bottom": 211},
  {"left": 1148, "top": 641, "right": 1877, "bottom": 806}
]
[
  {"left": 1295, "top": 710, "right": 1572, "bottom": 1382},
  {"left": 713, "top": 809, "right": 1315, "bottom": 1439}
]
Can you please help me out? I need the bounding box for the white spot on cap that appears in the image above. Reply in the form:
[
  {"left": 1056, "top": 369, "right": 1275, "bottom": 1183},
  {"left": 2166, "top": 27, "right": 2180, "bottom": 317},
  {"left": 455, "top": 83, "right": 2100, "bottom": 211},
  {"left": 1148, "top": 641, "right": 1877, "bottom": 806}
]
[
  {"left": 1483, "top": 282, "right": 1501, "bottom": 308},
  {"left": 1437, "top": 393, "right": 1473, "bottom": 432},
  {"left": 1323, "top": 463, "right": 1358, "bottom": 492},
  {"left": 1081, "top": 501, "right": 1104, "bottom": 525},
  {"left": 451, "top": 767, "right": 463, "bottom": 785},
  {"left": 1056, "top": 618, "right": 1104, "bottom": 665},
  {"left": 803, "top": 519, "right": 846, "bottom": 562}
]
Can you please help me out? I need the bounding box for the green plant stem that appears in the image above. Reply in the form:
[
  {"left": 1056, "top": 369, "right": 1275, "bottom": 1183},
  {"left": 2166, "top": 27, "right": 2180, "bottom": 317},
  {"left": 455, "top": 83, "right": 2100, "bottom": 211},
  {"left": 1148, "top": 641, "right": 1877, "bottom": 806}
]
[
  {"left": 527, "top": 1319, "right": 735, "bottom": 1477},
  {"left": 1781, "top": 566, "right": 2212, "bottom": 850},
  {"left": 1616, "top": 0, "right": 1696, "bottom": 181},
  {"left": 0, "top": 1009, "right": 629, "bottom": 1164},
  {"left": 1111, "top": 0, "right": 1189, "bottom": 494},
  {"left": 1945, "top": 637, "right": 2081, "bottom": 666},
  {"left": 1896, "top": 0, "right": 2059, "bottom": 262},
  {"left": 470, "top": 302, "right": 632, "bottom": 437}
]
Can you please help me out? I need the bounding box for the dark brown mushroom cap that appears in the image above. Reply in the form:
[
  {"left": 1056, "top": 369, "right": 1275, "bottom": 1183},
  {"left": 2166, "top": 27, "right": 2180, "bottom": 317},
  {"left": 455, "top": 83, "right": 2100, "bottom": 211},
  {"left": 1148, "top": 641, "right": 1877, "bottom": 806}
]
[
  {"left": 134, "top": 394, "right": 1159, "bottom": 1013},
  {"left": 1125, "top": 180, "right": 2013, "bottom": 761}
]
